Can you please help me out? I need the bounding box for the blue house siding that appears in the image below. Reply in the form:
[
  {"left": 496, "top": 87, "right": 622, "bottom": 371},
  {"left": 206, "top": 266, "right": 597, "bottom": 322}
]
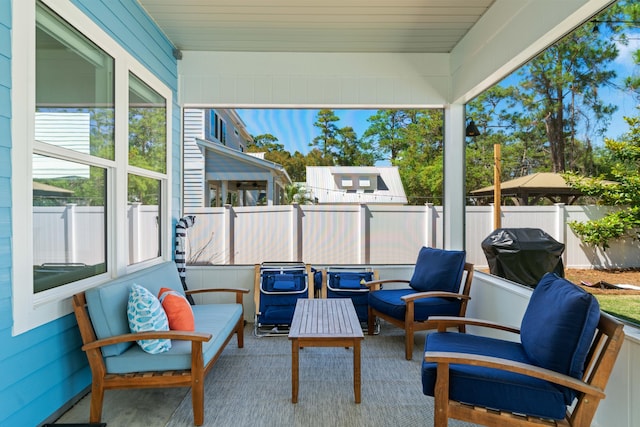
[{"left": 1, "top": 1, "right": 180, "bottom": 425}]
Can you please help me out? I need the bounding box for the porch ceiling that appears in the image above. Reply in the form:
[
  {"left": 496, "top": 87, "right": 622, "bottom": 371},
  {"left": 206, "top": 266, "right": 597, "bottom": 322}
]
[{"left": 137, "top": 0, "right": 495, "bottom": 53}]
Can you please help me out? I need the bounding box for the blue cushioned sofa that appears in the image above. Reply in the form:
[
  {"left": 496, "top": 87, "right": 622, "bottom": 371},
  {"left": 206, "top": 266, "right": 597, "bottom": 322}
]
[{"left": 72, "top": 261, "right": 249, "bottom": 426}]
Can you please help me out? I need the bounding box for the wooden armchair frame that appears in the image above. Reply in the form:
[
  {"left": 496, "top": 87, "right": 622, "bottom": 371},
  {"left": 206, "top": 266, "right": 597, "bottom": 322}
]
[
  {"left": 424, "top": 312, "right": 625, "bottom": 427},
  {"left": 72, "top": 287, "right": 249, "bottom": 426},
  {"left": 366, "top": 262, "right": 474, "bottom": 360}
]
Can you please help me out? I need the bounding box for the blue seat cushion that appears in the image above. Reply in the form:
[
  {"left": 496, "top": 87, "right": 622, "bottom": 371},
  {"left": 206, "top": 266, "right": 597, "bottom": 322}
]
[
  {"left": 520, "top": 273, "right": 600, "bottom": 396},
  {"left": 422, "top": 332, "right": 568, "bottom": 420},
  {"left": 368, "top": 288, "right": 462, "bottom": 322},
  {"left": 105, "top": 303, "right": 242, "bottom": 373},
  {"left": 409, "top": 247, "right": 466, "bottom": 293}
]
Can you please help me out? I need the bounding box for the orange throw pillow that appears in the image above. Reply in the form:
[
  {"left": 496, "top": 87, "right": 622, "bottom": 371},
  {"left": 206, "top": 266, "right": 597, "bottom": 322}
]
[{"left": 158, "top": 287, "right": 195, "bottom": 331}]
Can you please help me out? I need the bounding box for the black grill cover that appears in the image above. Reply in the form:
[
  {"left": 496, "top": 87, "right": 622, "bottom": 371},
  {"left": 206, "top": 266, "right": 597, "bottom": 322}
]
[{"left": 481, "top": 228, "right": 565, "bottom": 288}]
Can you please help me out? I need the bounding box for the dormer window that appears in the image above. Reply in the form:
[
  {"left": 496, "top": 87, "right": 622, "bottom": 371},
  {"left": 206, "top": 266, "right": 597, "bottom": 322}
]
[
  {"left": 341, "top": 177, "right": 353, "bottom": 187},
  {"left": 359, "top": 177, "right": 371, "bottom": 187}
]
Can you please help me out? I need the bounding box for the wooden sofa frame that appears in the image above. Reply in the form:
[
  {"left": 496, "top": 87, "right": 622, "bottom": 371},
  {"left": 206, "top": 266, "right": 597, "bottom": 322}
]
[{"left": 72, "top": 287, "right": 249, "bottom": 426}]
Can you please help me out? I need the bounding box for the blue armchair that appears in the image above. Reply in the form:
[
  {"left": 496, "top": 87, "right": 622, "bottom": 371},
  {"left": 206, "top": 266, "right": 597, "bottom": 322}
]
[
  {"left": 366, "top": 247, "right": 474, "bottom": 359},
  {"left": 423, "top": 273, "right": 625, "bottom": 427}
]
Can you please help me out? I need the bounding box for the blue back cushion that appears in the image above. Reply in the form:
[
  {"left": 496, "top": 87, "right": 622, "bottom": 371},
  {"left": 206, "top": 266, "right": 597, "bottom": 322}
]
[
  {"left": 331, "top": 272, "right": 373, "bottom": 289},
  {"left": 521, "top": 273, "right": 600, "bottom": 380},
  {"left": 263, "top": 273, "right": 306, "bottom": 292},
  {"left": 86, "top": 262, "right": 184, "bottom": 357},
  {"left": 409, "top": 247, "right": 466, "bottom": 293}
]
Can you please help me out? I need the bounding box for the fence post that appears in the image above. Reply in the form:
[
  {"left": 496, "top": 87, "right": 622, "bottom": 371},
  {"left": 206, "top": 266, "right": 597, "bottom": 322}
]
[
  {"left": 130, "top": 202, "right": 141, "bottom": 264},
  {"left": 224, "top": 204, "right": 234, "bottom": 264},
  {"left": 555, "top": 203, "right": 567, "bottom": 266},
  {"left": 65, "top": 204, "right": 77, "bottom": 263},
  {"left": 291, "top": 203, "right": 300, "bottom": 262},
  {"left": 360, "top": 203, "right": 369, "bottom": 264},
  {"left": 425, "top": 203, "right": 435, "bottom": 247}
]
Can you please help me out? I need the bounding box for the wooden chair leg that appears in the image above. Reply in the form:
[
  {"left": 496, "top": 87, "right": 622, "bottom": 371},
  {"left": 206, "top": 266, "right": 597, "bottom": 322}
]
[
  {"left": 367, "top": 307, "right": 375, "bottom": 335},
  {"left": 89, "top": 382, "right": 104, "bottom": 424},
  {"left": 434, "top": 362, "right": 450, "bottom": 427},
  {"left": 236, "top": 318, "right": 245, "bottom": 348},
  {"left": 405, "top": 304, "right": 415, "bottom": 360},
  {"left": 405, "top": 329, "right": 414, "bottom": 360},
  {"left": 192, "top": 378, "right": 205, "bottom": 426}
]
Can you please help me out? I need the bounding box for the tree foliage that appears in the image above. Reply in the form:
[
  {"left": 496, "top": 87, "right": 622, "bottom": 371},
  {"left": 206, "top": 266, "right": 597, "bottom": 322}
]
[{"left": 566, "top": 113, "right": 640, "bottom": 249}]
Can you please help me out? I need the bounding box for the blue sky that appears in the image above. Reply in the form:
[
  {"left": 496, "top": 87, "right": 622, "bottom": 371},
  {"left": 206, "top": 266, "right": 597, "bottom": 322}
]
[
  {"left": 236, "top": 108, "right": 378, "bottom": 156},
  {"left": 236, "top": 36, "right": 639, "bottom": 156}
]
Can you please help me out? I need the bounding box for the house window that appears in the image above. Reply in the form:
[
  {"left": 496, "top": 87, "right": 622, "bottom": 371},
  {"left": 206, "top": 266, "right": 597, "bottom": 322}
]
[
  {"left": 359, "top": 177, "right": 371, "bottom": 187},
  {"left": 208, "top": 110, "right": 227, "bottom": 144},
  {"left": 341, "top": 177, "right": 353, "bottom": 187},
  {"left": 33, "top": 2, "right": 113, "bottom": 292},
  {"left": 12, "top": 1, "right": 172, "bottom": 334}
]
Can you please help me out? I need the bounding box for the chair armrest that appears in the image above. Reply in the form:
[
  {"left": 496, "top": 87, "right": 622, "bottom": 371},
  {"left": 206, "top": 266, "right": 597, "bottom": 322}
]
[
  {"left": 186, "top": 287, "right": 249, "bottom": 304},
  {"left": 363, "top": 279, "right": 410, "bottom": 290},
  {"left": 424, "top": 351, "right": 605, "bottom": 399},
  {"left": 401, "top": 291, "right": 471, "bottom": 303},
  {"left": 427, "top": 316, "right": 520, "bottom": 334},
  {"left": 82, "top": 330, "right": 212, "bottom": 352}
]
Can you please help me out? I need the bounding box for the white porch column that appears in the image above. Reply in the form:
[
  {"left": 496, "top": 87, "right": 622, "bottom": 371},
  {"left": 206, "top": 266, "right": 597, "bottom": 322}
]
[
  {"left": 443, "top": 104, "right": 466, "bottom": 250},
  {"left": 266, "top": 177, "right": 274, "bottom": 206},
  {"left": 221, "top": 181, "right": 228, "bottom": 205}
]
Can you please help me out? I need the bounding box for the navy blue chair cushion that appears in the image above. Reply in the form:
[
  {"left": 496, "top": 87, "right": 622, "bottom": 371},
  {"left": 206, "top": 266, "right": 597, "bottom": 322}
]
[
  {"left": 422, "top": 332, "right": 568, "bottom": 420},
  {"left": 368, "top": 288, "right": 463, "bottom": 322},
  {"left": 520, "top": 273, "right": 600, "bottom": 380},
  {"left": 409, "top": 247, "right": 466, "bottom": 293}
]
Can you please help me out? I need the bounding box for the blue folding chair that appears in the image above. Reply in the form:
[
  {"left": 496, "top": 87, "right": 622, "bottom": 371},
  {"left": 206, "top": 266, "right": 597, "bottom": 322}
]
[
  {"left": 253, "top": 262, "right": 312, "bottom": 336},
  {"left": 322, "top": 266, "right": 380, "bottom": 333}
]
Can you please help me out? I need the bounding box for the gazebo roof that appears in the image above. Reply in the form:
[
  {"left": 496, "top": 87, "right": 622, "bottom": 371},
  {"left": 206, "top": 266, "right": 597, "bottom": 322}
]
[{"left": 469, "top": 172, "right": 583, "bottom": 205}]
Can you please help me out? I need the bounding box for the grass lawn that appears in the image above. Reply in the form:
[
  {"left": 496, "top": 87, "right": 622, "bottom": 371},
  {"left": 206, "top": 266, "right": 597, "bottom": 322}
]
[{"left": 594, "top": 295, "right": 640, "bottom": 326}]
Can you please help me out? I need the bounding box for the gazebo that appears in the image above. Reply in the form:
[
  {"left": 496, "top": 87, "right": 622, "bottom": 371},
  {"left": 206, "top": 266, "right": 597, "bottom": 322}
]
[{"left": 469, "top": 172, "right": 584, "bottom": 206}]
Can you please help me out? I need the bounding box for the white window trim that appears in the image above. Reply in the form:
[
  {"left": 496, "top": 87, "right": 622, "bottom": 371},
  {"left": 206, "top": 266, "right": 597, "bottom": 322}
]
[{"left": 11, "top": 0, "right": 173, "bottom": 335}]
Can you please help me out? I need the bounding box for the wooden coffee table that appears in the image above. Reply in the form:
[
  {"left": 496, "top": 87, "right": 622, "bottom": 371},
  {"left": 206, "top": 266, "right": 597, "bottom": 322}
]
[{"left": 288, "top": 298, "right": 364, "bottom": 403}]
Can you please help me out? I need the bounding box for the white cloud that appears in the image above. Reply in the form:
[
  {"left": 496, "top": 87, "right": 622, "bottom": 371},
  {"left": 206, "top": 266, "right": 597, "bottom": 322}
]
[{"left": 614, "top": 36, "right": 640, "bottom": 67}]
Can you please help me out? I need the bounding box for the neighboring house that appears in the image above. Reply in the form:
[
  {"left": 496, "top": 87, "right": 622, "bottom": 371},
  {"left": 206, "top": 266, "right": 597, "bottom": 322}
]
[
  {"left": 306, "top": 166, "right": 407, "bottom": 205},
  {"left": 195, "top": 138, "right": 291, "bottom": 206},
  {"left": 184, "top": 108, "right": 259, "bottom": 206}
]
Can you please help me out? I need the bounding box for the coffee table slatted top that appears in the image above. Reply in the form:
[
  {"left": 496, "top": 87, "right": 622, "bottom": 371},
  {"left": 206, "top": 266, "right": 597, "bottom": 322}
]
[{"left": 289, "top": 299, "right": 364, "bottom": 339}]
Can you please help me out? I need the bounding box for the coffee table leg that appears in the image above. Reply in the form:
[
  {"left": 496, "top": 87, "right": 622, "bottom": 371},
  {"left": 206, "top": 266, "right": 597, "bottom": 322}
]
[
  {"left": 354, "top": 340, "right": 361, "bottom": 403},
  {"left": 292, "top": 339, "right": 299, "bottom": 403}
]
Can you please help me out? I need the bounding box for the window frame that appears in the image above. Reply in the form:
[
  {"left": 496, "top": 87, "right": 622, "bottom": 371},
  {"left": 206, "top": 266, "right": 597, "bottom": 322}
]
[{"left": 11, "top": 0, "right": 173, "bottom": 335}]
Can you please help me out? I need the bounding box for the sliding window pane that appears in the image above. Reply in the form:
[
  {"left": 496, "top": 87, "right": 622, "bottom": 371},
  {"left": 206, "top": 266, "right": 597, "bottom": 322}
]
[
  {"left": 35, "top": 2, "right": 115, "bottom": 160},
  {"left": 33, "top": 155, "right": 107, "bottom": 292},
  {"left": 129, "top": 73, "right": 166, "bottom": 173},
  {"left": 128, "top": 174, "right": 161, "bottom": 265}
]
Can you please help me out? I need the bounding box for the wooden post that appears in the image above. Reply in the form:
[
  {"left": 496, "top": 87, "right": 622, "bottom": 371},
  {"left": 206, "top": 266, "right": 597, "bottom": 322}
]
[{"left": 494, "top": 144, "right": 501, "bottom": 230}]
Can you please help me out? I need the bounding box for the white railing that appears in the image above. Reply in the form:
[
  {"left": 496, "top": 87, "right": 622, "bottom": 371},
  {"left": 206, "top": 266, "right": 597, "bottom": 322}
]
[{"left": 184, "top": 204, "right": 639, "bottom": 269}]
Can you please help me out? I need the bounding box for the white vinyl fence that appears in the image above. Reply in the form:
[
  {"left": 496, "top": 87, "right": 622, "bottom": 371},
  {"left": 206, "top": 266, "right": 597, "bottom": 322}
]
[
  {"left": 33, "top": 204, "right": 159, "bottom": 266},
  {"left": 183, "top": 203, "right": 639, "bottom": 269},
  {"left": 32, "top": 203, "right": 637, "bottom": 269}
]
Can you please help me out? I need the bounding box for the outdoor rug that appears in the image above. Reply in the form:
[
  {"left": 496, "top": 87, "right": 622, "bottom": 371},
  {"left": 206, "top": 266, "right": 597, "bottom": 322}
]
[
  {"left": 166, "top": 322, "right": 478, "bottom": 427},
  {"left": 56, "top": 322, "right": 479, "bottom": 427}
]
